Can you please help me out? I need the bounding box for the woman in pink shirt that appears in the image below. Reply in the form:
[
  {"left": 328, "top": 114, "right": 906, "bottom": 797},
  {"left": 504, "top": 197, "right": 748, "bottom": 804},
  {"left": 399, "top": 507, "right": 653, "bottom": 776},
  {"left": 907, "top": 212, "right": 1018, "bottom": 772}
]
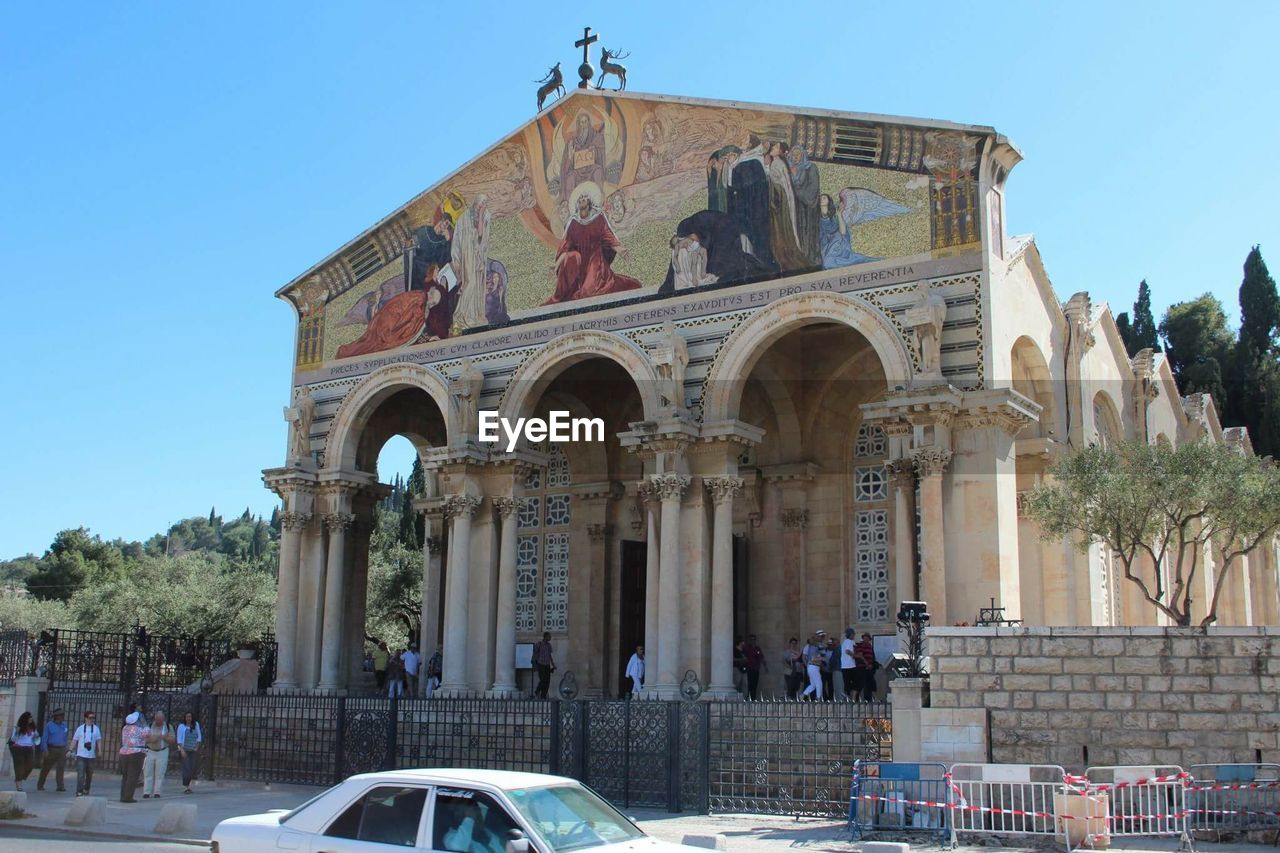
[{"left": 118, "top": 712, "right": 147, "bottom": 803}]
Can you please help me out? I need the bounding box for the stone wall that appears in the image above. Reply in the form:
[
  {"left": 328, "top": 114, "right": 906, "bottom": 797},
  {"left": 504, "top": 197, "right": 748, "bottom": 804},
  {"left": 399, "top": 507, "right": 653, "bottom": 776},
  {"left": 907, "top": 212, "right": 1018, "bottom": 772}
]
[{"left": 927, "top": 626, "right": 1280, "bottom": 770}]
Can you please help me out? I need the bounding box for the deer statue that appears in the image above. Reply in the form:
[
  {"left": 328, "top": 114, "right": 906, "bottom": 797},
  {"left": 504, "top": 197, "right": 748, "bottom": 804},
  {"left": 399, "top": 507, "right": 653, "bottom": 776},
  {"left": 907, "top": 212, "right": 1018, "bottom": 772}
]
[
  {"left": 595, "top": 48, "right": 630, "bottom": 91},
  {"left": 535, "top": 63, "right": 565, "bottom": 111}
]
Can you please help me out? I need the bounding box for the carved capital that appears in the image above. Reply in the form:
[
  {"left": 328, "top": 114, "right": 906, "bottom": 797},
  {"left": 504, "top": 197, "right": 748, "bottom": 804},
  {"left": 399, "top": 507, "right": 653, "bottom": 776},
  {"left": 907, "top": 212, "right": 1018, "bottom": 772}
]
[
  {"left": 323, "top": 512, "right": 355, "bottom": 532},
  {"left": 424, "top": 535, "right": 443, "bottom": 555},
  {"left": 703, "top": 476, "right": 744, "bottom": 505},
  {"left": 491, "top": 496, "right": 520, "bottom": 519},
  {"left": 780, "top": 508, "right": 809, "bottom": 530},
  {"left": 587, "top": 522, "right": 612, "bottom": 542},
  {"left": 887, "top": 457, "right": 915, "bottom": 486},
  {"left": 648, "top": 473, "right": 690, "bottom": 502},
  {"left": 441, "top": 494, "right": 483, "bottom": 520},
  {"left": 280, "top": 511, "right": 312, "bottom": 532},
  {"left": 912, "top": 447, "right": 952, "bottom": 478}
]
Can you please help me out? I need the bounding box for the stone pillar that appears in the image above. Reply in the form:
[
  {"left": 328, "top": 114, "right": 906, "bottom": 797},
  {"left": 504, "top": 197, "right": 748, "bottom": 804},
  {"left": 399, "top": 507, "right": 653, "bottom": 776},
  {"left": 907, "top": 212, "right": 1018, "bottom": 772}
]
[
  {"left": 317, "top": 511, "right": 354, "bottom": 692},
  {"left": 296, "top": 519, "right": 328, "bottom": 689},
  {"left": 272, "top": 511, "right": 309, "bottom": 690},
  {"left": 345, "top": 509, "right": 373, "bottom": 687},
  {"left": 582, "top": 519, "right": 612, "bottom": 697},
  {"left": 889, "top": 459, "right": 917, "bottom": 608},
  {"left": 651, "top": 473, "right": 689, "bottom": 697},
  {"left": 641, "top": 481, "right": 660, "bottom": 686},
  {"left": 419, "top": 514, "right": 444, "bottom": 663},
  {"left": 780, "top": 507, "right": 810, "bottom": 633},
  {"left": 913, "top": 448, "right": 951, "bottom": 625},
  {"left": 490, "top": 497, "right": 520, "bottom": 697},
  {"left": 889, "top": 678, "right": 925, "bottom": 763},
  {"left": 439, "top": 494, "right": 482, "bottom": 695},
  {"left": 704, "top": 476, "right": 742, "bottom": 698}
]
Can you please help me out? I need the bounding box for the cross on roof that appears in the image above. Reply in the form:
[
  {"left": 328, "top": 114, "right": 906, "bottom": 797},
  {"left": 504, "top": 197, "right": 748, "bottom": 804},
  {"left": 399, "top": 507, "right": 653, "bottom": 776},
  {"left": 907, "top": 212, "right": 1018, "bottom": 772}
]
[{"left": 575, "top": 26, "right": 598, "bottom": 65}]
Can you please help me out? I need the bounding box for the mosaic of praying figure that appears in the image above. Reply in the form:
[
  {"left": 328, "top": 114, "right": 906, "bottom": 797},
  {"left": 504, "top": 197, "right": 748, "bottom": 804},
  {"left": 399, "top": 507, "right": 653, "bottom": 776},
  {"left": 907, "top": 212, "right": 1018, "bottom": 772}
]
[
  {"left": 660, "top": 209, "right": 775, "bottom": 294},
  {"left": 725, "top": 136, "right": 775, "bottom": 271},
  {"left": 764, "top": 141, "right": 811, "bottom": 272},
  {"left": 818, "top": 188, "right": 911, "bottom": 269},
  {"left": 787, "top": 146, "right": 821, "bottom": 265},
  {"left": 484, "top": 259, "right": 511, "bottom": 325}
]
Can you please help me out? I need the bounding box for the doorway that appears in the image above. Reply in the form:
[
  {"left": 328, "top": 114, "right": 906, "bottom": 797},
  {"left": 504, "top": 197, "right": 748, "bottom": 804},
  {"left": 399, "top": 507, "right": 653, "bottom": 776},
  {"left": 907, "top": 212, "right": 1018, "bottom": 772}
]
[{"left": 617, "top": 540, "right": 646, "bottom": 696}]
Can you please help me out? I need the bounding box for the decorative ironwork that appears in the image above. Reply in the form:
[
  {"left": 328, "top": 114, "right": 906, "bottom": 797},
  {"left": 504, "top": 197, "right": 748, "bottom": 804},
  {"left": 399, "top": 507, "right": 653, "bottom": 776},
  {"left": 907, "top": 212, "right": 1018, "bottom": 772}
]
[
  {"left": 896, "top": 601, "right": 930, "bottom": 678},
  {"left": 679, "top": 670, "right": 703, "bottom": 701},
  {"left": 342, "top": 703, "right": 392, "bottom": 777},
  {"left": 975, "top": 596, "right": 1022, "bottom": 627},
  {"left": 557, "top": 670, "right": 579, "bottom": 700},
  {"left": 46, "top": 628, "right": 240, "bottom": 693}
]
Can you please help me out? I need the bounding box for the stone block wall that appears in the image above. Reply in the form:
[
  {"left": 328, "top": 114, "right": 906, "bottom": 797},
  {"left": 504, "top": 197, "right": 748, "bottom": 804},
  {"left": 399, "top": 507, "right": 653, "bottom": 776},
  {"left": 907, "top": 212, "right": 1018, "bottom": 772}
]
[{"left": 927, "top": 627, "right": 1280, "bottom": 770}]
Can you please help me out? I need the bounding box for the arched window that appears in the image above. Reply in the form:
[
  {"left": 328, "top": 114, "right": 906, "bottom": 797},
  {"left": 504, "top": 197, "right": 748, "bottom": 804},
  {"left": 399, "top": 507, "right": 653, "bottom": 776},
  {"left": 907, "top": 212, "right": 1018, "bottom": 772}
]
[
  {"left": 852, "top": 423, "right": 890, "bottom": 623},
  {"left": 517, "top": 443, "right": 571, "bottom": 634}
]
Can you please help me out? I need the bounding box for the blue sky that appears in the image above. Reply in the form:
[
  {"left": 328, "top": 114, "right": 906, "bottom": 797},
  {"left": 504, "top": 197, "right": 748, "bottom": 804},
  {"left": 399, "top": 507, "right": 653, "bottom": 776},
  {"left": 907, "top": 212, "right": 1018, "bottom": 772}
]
[{"left": 1, "top": 2, "right": 1276, "bottom": 558}]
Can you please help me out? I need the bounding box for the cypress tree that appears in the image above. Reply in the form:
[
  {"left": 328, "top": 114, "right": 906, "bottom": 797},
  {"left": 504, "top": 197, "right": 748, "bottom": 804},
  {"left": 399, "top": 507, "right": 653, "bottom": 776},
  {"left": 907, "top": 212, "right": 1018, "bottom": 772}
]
[
  {"left": 1115, "top": 311, "right": 1134, "bottom": 356},
  {"left": 1238, "top": 247, "right": 1278, "bottom": 361},
  {"left": 1131, "top": 280, "right": 1160, "bottom": 353},
  {"left": 1237, "top": 247, "right": 1280, "bottom": 456}
]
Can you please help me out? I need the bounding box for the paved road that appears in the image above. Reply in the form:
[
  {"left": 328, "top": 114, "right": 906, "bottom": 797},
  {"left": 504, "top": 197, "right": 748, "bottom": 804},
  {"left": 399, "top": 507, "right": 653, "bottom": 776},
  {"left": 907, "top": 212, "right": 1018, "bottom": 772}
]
[{"left": 0, "top": 828, "right": 202, "bottom": 851}]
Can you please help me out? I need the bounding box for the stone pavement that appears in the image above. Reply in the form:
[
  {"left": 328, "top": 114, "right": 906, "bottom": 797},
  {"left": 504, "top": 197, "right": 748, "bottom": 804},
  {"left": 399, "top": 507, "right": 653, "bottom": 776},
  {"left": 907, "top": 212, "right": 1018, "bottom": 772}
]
[{"left": 0, "top": 776, "right": 1277, "bottom": 852}]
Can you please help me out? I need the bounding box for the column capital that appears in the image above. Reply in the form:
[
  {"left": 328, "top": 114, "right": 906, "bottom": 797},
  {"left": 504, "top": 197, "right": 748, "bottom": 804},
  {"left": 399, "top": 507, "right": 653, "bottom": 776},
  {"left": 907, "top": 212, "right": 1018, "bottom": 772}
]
[
  {"left": 912, "top": 447, "right": 953, "bottom": 478},
  {"left": 780, "top": 508, "right": 809, "bottom": 530},
  {"left": 703, "top": 476, "right": 743, "bottom": 505},
  {"left": 280, "top": 511, "right": 312, "bottom": 531},
  {"left": 323, "top": 512, "right": 355, "bottom": 531},
  {"left": 491, "top": 496, "right": 520, "bottom": 518},
  {"left": 887, "top": 457, "right": 915, "bottom": 485},
  {"left": 648, "top": 473, "right": 690, "bottom": 502},
  {"left": 442, "top": 494, "right": 483, "bottom": 519}
]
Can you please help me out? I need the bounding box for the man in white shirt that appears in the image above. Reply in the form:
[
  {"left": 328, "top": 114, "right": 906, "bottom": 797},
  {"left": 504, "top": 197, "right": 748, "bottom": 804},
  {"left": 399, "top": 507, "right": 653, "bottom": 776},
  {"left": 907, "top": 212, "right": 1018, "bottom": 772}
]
[
  {"left": 625, "top": 644, "right": 645, "bottom": 696},
  {"left": 401, "top": 648, "right": 421, "bottom": 696},
  {"left": 70, "top": 710, "right": 103, "bottom": 797},
  {"left": 840, "top": 627, "right": 858, "bottom": 700}
]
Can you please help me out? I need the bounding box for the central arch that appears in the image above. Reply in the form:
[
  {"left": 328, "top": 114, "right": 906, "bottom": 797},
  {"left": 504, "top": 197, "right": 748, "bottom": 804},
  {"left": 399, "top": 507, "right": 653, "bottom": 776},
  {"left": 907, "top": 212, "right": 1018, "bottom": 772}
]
[
  {"left": 325, "top": 362, "right": 456, "bottom": 473},
  {"left": 498, "top": 329, "right": 664, "bottom": 425},
  {"left": 702, "top": 291, "right": 913, "bottom": 424}
]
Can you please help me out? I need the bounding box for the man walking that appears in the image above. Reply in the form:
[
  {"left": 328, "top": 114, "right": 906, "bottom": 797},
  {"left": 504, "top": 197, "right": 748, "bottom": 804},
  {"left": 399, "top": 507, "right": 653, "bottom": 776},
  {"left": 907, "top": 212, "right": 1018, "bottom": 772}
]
[
  {"left": 37, "top": 708, "right": 69, "bottom": 792},
  {"left": 533, "top": 632, "right": 556, "bottom": 699},
  {"left": 70, "top": 711, "right": 102, "bottom": 797},
  {"left": 625, "top": 644, "right": 645, "bottom": 696},
  {"left": 840, "top": 628, "right": 859, "bottom": 700},
  {"left": 402, "top": 646, "right": 421, "bottom": 696}
]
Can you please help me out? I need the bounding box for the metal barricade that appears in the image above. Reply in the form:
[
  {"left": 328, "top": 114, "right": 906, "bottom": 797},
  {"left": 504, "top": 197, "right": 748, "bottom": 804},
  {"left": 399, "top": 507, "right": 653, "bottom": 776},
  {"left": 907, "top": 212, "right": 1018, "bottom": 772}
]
[
  {"left": 848, "top": 760, "right": 950, "bottom": 845},
  {"left": 1083, "top": 765, "right": 1189, "bottom": 842},
  {"left": 1188, "top": 763, "right": 1280, "bottom": 834},
  {"left": 950, "top": 763, "right": 1065, "bottom": 843}
]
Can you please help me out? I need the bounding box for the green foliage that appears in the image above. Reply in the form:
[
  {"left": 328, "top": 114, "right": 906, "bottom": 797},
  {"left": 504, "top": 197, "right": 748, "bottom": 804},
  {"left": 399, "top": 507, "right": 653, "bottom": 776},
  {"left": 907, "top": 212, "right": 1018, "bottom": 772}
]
[
  {"left": 0, "top": 555, "right": 40, "bottom": 586},
  {"left": 1238, "top": 247, "right": 1279, "bottom": 361},
  {"left": 365, "top": 505, "right": 423, "bottom": 651},
  {"left": 1115, "top": 311, "right": 1133, "bottom": 356},
  {"left": 1025, "top": 440, "right": 1280, "bottom": 626},
  {"left": 69, "top": 552, "right": 275, "bottom": 642},
  {"left": 1160, "top": 293, "right": 1235, "bottom": 411},
  {"left": 0, "top": 588, "right": 73, "bottom": 635},
  {"left": 25, "top": 528, "right": 129, "bottom": 601},
  {"left": 1235, "top": 247, "right": 1280, "bottom": 457},
  {"left": 1130, "top": 279, "right": 1161, "bottom": 353}
]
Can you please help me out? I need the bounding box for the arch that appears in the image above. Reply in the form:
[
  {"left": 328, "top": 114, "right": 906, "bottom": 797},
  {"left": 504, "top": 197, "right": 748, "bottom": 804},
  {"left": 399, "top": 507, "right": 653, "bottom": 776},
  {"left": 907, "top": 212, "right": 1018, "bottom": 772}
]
[
  {"left": 498, "top": 329, "right": 663, "bottom": 424},
  {"left": 702, "top": 291, "right": 913, "bottom": 424},
  {"left": 1091, "top": 390, "right": 1123, "bottom": 448},
  {"left": 1010, "top": 336, "right": 1058, "bottom": 440},
  {"left": 325, "top": 362, "right": 456, "bottom": 473}
]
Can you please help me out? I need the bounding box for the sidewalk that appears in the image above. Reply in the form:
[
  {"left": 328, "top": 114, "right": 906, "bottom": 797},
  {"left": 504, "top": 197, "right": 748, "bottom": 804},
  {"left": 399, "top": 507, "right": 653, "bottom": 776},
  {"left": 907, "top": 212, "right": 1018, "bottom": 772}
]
[{"left": 1, "top": 777, "right": 1277, "bottom": 852}]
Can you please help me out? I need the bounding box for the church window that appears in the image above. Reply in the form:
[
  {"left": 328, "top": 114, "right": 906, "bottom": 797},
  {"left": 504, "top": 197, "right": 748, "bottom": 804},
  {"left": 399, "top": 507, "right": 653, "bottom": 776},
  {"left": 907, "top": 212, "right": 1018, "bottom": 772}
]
[
  {"left": 853, "top": 424, "right": 891, "bottom": 623},
  {"left": 516, "top": 443, "right": 572, "bottom": 635}
]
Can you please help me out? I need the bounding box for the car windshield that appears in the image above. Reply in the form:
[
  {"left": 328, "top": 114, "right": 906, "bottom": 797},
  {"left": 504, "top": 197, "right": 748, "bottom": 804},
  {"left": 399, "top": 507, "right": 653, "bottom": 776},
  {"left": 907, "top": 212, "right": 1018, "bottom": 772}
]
[{"left": 506, "top": 784, "right": 645, "bottom": 852}]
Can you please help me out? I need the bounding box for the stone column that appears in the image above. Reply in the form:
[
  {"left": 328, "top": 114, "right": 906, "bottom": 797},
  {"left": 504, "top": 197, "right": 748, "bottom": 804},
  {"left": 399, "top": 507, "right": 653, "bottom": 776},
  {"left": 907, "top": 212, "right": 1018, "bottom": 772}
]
[
  {"left": 582, "top": 519, "right": 612, "bottom": 697},
  {"left": 780, "top": 507, "right": 810, "bottom": 632},
  {"left": 640, "top": 481, "right": 661, "bottom": 691},
  {"left": 418, "top": 515, "right": 443, "bottom": 676},
  {"left": 913, "top": 448, "right": 951, "bottom": 625},
  {"left": 439, "top": 494, "right": 482, "bottom": 695},
  {"left": 651, "top": 473, "right": 689, "bottom": 697},
  {"left": 345, "top": 509, "right": 373, "bottom": 687},
  {"left": 272, "top": 511, "right": 309, "bottom": 691},
  {"left": 317, "top": 511, "right": 354, "bottom": 692},
  {"left": 296, "top": 518, "right": 328, "bottom": 689},
  {"left": 704, "top": 476, "right": 742, "bottom": 698},
  {"left": 490, "top": 497, "right": 520, "bottom": 697},
  {"left": 888, "top": 459, "right": 917, "bottom": 607}
]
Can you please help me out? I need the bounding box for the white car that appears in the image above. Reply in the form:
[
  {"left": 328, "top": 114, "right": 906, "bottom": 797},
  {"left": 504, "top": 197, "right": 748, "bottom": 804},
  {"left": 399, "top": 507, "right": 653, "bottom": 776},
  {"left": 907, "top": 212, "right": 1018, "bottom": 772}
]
[{"left": 211, "top": 768, "right": 700, "bottom": 852}]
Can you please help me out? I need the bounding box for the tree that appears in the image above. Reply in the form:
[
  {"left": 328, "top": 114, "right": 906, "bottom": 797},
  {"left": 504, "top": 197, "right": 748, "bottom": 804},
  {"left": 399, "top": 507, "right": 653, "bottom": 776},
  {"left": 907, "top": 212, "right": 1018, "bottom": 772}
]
[
  {"left": 0, "top": 588, "right": 73, "bottom": 635},
  {"left": 1238, "top": 247, "right": 1279, "bottom": 361},
  {"left": 1160, "top": 293, "right": 1235, "bottom": 410},
  {"left": 1115, "top": 311, "right": 1134, "bottom": 356},
  {"left": 1025, "top": 440, "right": 1280, "bottom": 626},
  {"left": 1131, "top": 279, "right": 1160, "bottom": 353},
  {"left": 1235, "top": 247, "right": 1280, "bottom": 457},
  {"left": 25, "top": 528, "right": 129, "bottom": 601}
]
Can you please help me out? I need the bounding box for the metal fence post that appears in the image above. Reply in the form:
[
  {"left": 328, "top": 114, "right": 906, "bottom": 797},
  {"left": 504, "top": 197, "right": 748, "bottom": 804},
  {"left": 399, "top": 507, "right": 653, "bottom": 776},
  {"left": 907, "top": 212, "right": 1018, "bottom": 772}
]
[
  {"left": 667, "top": 702, "right": 683, "bottom": 813},
  {"left": 206, "top": 694, "right": 218, "bottom": 782},
  {"left": 700, "top": 702, "right": 711, "bottom": 814},
  {"left": 386, "top": 697, "right": 399, "bottom": 771},
  {"left": 549, "top": 701, "right": 562, "bottom": 775},
  {"left": 334, "top": 696, "right": 347, "bottom": 785},
  {"left": 575, "top": 701, "right": 589, "bottom": 783}
]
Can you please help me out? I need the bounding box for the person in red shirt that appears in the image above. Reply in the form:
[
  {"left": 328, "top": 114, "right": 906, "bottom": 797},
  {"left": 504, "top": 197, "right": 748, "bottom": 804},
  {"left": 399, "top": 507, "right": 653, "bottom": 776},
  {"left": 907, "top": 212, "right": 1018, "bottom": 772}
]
[
  {"left": 854, "top": 633, "right": 877, "bottom": 702},
  {"left": 742, "top": 634, "right": 767, "bottom": 700}
]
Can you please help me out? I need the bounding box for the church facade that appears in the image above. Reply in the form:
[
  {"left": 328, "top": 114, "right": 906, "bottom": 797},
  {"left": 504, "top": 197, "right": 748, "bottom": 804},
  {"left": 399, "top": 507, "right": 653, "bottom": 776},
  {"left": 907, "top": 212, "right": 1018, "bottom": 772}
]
[{"left": 264, "top": 90, "right": 1278, "bottom": 697}]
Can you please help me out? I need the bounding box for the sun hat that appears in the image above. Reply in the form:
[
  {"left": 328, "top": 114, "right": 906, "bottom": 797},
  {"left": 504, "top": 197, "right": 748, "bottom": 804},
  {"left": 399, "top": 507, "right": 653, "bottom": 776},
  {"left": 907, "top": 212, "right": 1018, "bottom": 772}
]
[{"left": 125, "top": 711, "right": 141, "bottom": 725}]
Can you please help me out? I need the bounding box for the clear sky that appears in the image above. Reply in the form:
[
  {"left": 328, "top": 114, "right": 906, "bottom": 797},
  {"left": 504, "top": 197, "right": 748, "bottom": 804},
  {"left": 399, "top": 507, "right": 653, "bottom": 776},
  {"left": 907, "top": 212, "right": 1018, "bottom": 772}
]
[{"left": 2, "top": 2, "right": 1276, "bottom": 558}]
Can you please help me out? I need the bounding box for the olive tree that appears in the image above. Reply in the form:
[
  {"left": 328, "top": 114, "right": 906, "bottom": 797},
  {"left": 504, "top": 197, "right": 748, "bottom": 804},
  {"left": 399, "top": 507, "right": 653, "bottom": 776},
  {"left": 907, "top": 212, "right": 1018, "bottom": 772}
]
[{"left": 1025, "top": 439, "right": 1280, "bottom": 626}]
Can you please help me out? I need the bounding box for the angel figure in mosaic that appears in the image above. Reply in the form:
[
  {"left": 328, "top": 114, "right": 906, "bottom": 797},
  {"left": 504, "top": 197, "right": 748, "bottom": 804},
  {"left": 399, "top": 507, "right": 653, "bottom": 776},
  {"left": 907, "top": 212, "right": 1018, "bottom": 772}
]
[{"left": 818, "top": 188, "right": 911, "bottom": 270}]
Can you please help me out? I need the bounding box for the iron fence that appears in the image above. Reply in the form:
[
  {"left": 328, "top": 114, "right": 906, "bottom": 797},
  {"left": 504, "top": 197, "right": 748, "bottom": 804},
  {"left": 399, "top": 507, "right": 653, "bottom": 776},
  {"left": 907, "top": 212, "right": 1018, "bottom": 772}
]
[
  {"left": 44, "top": 628, "right": 275, "bottom": 693},
  {"left": 31, "top": 691, "right": 889, "bottom": 815},
  {"left": 0, "top": 631, "right": 34, "bottom": 686}
]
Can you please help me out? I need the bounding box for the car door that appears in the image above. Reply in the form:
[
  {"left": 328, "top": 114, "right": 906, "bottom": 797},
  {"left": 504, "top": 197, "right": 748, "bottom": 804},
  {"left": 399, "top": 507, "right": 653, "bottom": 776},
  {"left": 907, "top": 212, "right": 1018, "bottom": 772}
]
[
  {"left": 427, "top": 786, "right": 532, "bottom": 853},
  {"left": 312, "top": 784, "right": 431, "bottom": 852}
]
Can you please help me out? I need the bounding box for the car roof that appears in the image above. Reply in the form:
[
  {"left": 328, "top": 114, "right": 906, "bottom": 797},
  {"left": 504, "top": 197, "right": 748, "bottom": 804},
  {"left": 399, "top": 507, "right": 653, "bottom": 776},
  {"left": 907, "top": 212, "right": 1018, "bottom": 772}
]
[{"left": 347, "top": 768, "right": 578, "bottom": 790}]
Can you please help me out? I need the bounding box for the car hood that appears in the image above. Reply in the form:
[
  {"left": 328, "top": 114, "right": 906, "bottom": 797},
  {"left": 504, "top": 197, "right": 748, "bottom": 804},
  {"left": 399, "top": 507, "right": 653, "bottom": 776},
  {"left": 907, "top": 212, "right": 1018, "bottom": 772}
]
[
  {"left": 608, "top": 839, "right": 703, "bottom": 852},
  {"left": 214, "top": 811, "right": 286, "bottom": 830}
]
